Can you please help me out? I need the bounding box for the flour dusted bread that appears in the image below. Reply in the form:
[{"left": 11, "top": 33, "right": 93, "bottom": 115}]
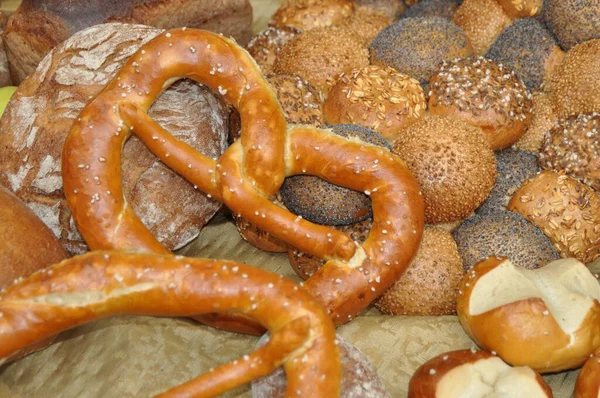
[
  {"left": 0, "top": 23, "right": 228, "bottom": 254},
  {"left": 457, "top": 256, "right": 600, "bottom": 373},
  {"left": 2, "top": 0, "right": 252, "bottom": 84}
]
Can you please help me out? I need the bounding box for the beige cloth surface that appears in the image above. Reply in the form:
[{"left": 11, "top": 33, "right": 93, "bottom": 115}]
[
  {"left": 0, "top": 1, "right": 583, "bottom": 397},
  {"left": 0, "top": 216, "right": 582, "bottom": 397}
]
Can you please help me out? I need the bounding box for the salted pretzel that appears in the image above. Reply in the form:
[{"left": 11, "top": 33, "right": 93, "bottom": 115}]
[
  {"left": 62, "top": 28, "right": 424, "bottom": 331},
  {"left": 0, "top": 251, "right": 340, "bottom": 397}
]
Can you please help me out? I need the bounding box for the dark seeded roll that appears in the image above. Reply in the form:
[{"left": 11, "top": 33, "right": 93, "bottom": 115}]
[
  {"left": 369, "top": 17, "right": 473, "bottom": 85},
  {"left": 452, "top": 211, "right": 560, "bottom": 271},
  {"left": 245, "top": 26, "right": 302, "bottom": 75},
  {"left": 539, "top": 113, "right": 600, "bottom": 191},
  {"left": 403, "top": 0, "right": 461, "bottom": 20},
  {"left": 477, "top": 148, "right": 541, "bottom": 216},
  {"left": 280, "top": 125, "right": 390, "bottom": 226},
  {"left": 486, "top": 18, "right": 565, "bottom": 91},
  {"left": 542, "top": 0, "right": 600, "bottom": 51},
  {"left": 267, "top": 74, "right": 324, "bottom": 127}
]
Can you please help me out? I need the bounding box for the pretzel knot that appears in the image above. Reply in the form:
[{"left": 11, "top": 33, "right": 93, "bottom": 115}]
[{"left": 62, "top": 28, "right": 425, "bottom": 330}]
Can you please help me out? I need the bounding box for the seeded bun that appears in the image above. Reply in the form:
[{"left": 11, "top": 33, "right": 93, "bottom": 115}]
[
  {"left": 374, "top": 227, "right": 464, "bottom": 316},
  {"left": 477, "top": 148, "right": 541, "bottom": 216},
  {"left": 288, "top": 219, "right": 371, "bottom": 279},
  {"left": 342, "top": 11, "right": 391, "bottom": 43},
  {"left": 547, "top": 39, "right": 600, "bottom": 118},
  {"left": 403, "top": 0, "right": 461, "bottom": 20},
  {"left": 452, "top": 0, "right": 512, "bottom": 56},
  {"left": 351, "top": 0, "right": 406, "bottom": 20},
  {"left": 269, "top": 0, "right": 354, "bottom": 31},
  {"left": 323, "top": 65, "right": 426, "bottom": 141},
  {"left": 453, "top": 211, "right": 560, "bottom": 271},
  {"left": 280, "top": 124, "right": 390, "bottom": 226},
  {"left": 497, "top": 0, "right": 542, "bottom": 18},
  {"left": 514, "top": 91, "right": 558, "bottom": 153},
  {"left": 274, "top": 26, "right": 369, "bottom": 93},
  {"left": 245, "top": 26, "right": 301, "bottom": 75},
  {"left": 539, "top": 113, "right": 600, "bottom": 191},
  {"left": 575, "top": 351, "right": 600, "bottom": 398},
  {"left": 508, "top": 171, "right": 600, "bottom": 264},
  {"left": 428, "top": 57, "right": 533, "bottom": 150},
  {"left": 408, "top": 349, "right": 552, "bottom": 398},
  {"left": 267, "top": 74, "right": 324, "bottom": 126},
  {"left": 542, "top": 0, "right": 600, "bottom": 51},
  {"left": 369, "top": 17, "right": 473, "bottom": 85},
  {"left": 457, "top": 256, "right": 600, "bottom": 373},
  {"left": 486, "top": 18, "right": 565, "bottom": 91},
  {"left": 392, "top": 116, "right": 496, "bottom": 224}
]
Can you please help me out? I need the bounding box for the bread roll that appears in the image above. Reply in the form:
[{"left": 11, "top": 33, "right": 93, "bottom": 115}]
[
  {"left": 496, "top": 0, "right": 542, "bottom": 18},
  {"left": 403, "top": 0, "right": 461, "bottom": 20},
  {"left": 245, "top": 26, "right": 301, "bottom": 75},
  {"left": 542, "top": 0, "right": 600, "bottom": 51},
  {"left": 352, "top": 0, "right": 406, "bottom": 20},
  {"left": 514, "top": 91, "right": 558, "bottom": 153},
  {"left": 575, "top": 351, "right": 600, "bottom": 398},
  {"left": 457, "top": 256, "right": 600, "bottom": 373},
  {"left": 0, "top": 23, "right": 229, "bottom": 254},
  {"left": 508, "top": 171, "right": 600, "bottom": 264},
  {"left": 269, "top": 0, "right": 354, "bottom": 31},
  {"left": 3, "top": 0, "right": 253, "bottom": 84},
  {"left": 408, "top": 349, "right": 552, "bottom": 397}
]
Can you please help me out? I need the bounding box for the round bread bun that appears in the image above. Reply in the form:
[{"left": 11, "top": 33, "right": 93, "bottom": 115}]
[
  {"left": 269, "top": 0, "right": 354, "bottom": 31},
  {"left": 245, "top": 26, "right": 301, "bottom": 75},
  {"left": 267, "top": 74, "right": 324, "bottom": 127},
  {"left": 342, "top": 11, "right": 392, "bottom": 43},
  {"left": 374, "top": 227, "right": 464, "bottom": 316},
  {"left": 452, "top": 211, "right": 560, "bottom": 271},
  {"left": 288, "top": 218, "right": 371, "bottom": 279},
  {"left": 575, "top": 351, "right": 600, "bottom": 398},
  {"left": 232, "top": 195, "right": 291, "bottom": 253},
  {"left": 274, "top": 25, "right": 370, "bottom": 93},
  {"left": 323, "top": 65, "right": 426, "bottom": 141},
  {"left": 508, "top": 170, "right": 600, "bottom": 264},
  {"left": 252, "top": 334, "right": 391, "bottom": 398},
  {"left": 457, "top": 256, "right": 600, "bottom": 373},
  {"left": 0, "top": 23, "right": 228, "bottom": 254},
  {"left": 486, "top": 18, "right": 565, "bottom": 91},
  {"left": 280, "top": 124, "right": 390, "bottom": 226},
  {"left": 369, "top": 16, "right": 473, "bottom": 86},
  {"left": 452, "top": 0, "right": 512, "bottom": 56},
  {"left": 352, "top": 0, "right": 406, "bottom": 20},
  {"left": 514, "top": 91, "right": 559, "bottom": 154},
  {"left": 403, "top": 0, "right": 461, "bottom": 20},
  {"left": 408, "top": 349, "right": 552, "bottom": 397},
  {"left": 392, "top": 115, "right": 496, "bottom": 224},
  {"left": 477, "top": 148, "right": 541, "bottom": 216},
  {"left": 542, "top": 0, "right": 600, "bottom": 51},
  {"left": 428, "top": 57, "right": 533, "bottom": 150},
  {"left": 497, "top": 0, "right": 542, "bottom": 18},
  {"left": 547, "top": 39, "right": 600, "bottom": 118},
  {"left": 539, "top": 113, "right": 600, "bottom": 191}
]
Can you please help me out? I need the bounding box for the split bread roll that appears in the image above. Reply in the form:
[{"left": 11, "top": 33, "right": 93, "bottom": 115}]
[
  {"left": 457, "top": 256, "right": 600, "bottom": 373},
  {"left": 408, "top": 349, "right": 552, "bottom": 397}
]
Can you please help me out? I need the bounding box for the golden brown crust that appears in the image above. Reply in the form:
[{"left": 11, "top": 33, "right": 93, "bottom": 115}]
[
  {"left": 267, "top": 74, "right": 324, "bottom": 127},
  {"left": 508, "top": 171, "right": 600, "bottom": 264},
  {"left": 352, "top": 0, "right": 406, "bottom": 20},
  {"left": 457, "top": 256, "right": 600, "bottom": 373},
  {"left": 392, "top": 116, "right": 496, "bottom": 224},
  {"left": 497, "top": 0, "right": 542, "bottom": 18},
  {"left": 270, "top": 0, "right": 354, "bottom": 31},
  {"left": 245, "top": 26, "right": 302, "bottom": 76},
  {"left": 428, "top": 57, "right": 533, "bottom": 150},
  {"left": 452, "top": 0, "right": 513, "bottom": 56},
  {"left": 341, "top": 11, "right": 391, "bottom": 43},
  {"left": 408, "top": 349, "right": 552, "bottom": 397},
  {"left": 575, "top": 351, "right": 600, "bottom": 398},
  {"left": 514, "top": 91, "right": 558, "bottom": 153},
  {"left": 62, "top": 28, "right": 424, "bottom": 332},
  {"left": 323, "top": 65, "right": 426, "bottom": 141},
  {"left": 0, "top": 251, "right": 341, "bottom": 397},
  {"left": 375, "top": 227, "right": 464, "bottom": 316},
  {"left": 274, "top": 26, "right": 370, "bottom": 94}
]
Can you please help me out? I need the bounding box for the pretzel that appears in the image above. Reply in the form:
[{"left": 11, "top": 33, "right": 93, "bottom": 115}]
[
  {"left": 62, "top": 28, "right": 424, "bottom": 332},
  {"left": 0, "top": 251, "right": 340, "bottom": 397}
]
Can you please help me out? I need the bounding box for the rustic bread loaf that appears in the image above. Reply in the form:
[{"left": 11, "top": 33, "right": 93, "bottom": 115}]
[
  {"left": 0, "top": 23, "right": 229, "bottom": 254},
  {"left": 3, "top": 0, "right": 253, "bottom": 83}
]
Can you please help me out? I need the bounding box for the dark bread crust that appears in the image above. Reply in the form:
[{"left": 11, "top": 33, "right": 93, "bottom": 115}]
[{"left": 3, "top": 0, "right": 252, "bottom": 83}]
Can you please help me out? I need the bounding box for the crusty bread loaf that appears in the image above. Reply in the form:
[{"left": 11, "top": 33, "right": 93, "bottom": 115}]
[
  {"left": 0, "top": 11, "right": 11, "bottom": 88},
  {"left": 0, "top": 23, "right": 229, "bottom": 254},
  {"left": 3, "top": 0, "right": 253, "bottom": 83}
]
